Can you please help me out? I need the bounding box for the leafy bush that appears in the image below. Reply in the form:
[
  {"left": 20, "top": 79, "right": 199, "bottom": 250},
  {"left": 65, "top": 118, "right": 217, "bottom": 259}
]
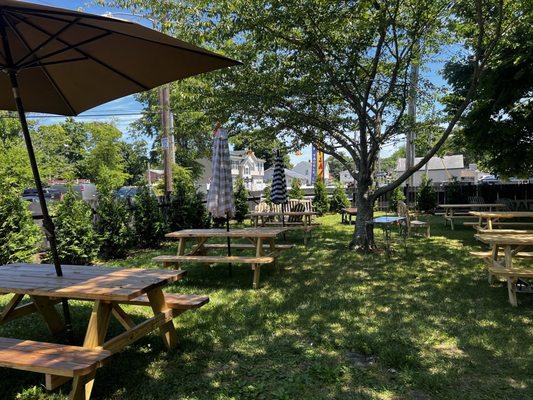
[
  {"left": 416, "top": 174, "right": 437, "bottom": 212},
  {"left": 389, "top": 186, "right": 406, "bottom": 212},
  {"left": 0, "top": 184, "right": 42, "bottom": 264},
  {"left": 50, "top": 189, "right": 98, "bottom": 265},
  {"left": 288, "top": 178, "right": 304, "bottom": 200},
  {"left": 263, "top": 185, "right": 272, "bottom": 205},
  {"left": 329, "top": 181, "right": 350, "bottom": 213},
  {"left": 234, "top": 177, "right": 249, "bottom": 223},
  {"left": 95, "top": 186, "right": 133, "bottom": 260},
  {"left": 168, "top": 165, "right": 210, "bottom": 230},
  {"left": 133, "top": 185, "right": 166, "bottom": 248},
  {"left": 313, "top": 179, "right": 330, "bottom": 215}
]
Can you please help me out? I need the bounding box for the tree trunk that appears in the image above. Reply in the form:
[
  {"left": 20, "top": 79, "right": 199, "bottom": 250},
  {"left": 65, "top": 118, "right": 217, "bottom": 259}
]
[{"left": 350, "top": 187, "right": 376, "bottom": 252}]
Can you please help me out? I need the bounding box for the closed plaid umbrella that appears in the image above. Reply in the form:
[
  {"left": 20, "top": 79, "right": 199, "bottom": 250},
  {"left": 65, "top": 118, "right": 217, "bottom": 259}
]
[
  {"left": 206, "top": 126, "right": 235, "bottom": 274},
  {"left": 271, "top": 150, "right": 288, "bottom": 225}
]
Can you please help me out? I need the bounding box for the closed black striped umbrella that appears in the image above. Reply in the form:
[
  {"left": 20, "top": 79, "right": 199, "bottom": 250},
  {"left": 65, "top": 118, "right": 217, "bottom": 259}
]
[{"left": 271, "top": 150, "right": 288, "bottom": 205}]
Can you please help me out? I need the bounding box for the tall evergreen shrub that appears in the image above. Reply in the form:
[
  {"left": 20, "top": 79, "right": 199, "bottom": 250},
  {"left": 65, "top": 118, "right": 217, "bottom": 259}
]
[
  {"left": 288, "top": 178, "right": 304, "bottom": 199},
  {"left": 416, "top": 174, "right": 437, "bottom": 212},
  {"left": 329, "top": 181, "right": 350, "bottom": 212},
  {"left": 234, "top": 177, "right": 249, "bottom": 223},
  {"left": 313, "top": 179, "right": 330, "bottom": 215},
  {"left": 133, "top": 185, "right": 166, "bottom": 248}
]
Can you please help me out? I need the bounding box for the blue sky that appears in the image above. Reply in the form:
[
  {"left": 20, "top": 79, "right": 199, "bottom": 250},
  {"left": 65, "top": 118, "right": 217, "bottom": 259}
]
[{"left": 29, "top": 0, "right": 450, "bottom": 165}]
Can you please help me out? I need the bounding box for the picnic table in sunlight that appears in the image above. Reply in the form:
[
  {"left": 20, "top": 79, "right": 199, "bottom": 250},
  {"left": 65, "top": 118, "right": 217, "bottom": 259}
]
[
  {"left": 0, "top": 263, "right": 208, "bottom": 399},
  {"left": 474, "top": 234, "right": 533, "bottom": 306},
  {"left": 367, "top": 216, "right": 407, "bottom": 258},
  {"left": 469, "top": 211, "right": 533, "bottom": 232},
  {"left": 153, "top": 228, "right": 292, "bottom": 289},
  {"left": 438, "top": 203, "right": 506, "bottom": 230},
  {"left": 246, "top": 211, "right": 319, "bottom": 245}
]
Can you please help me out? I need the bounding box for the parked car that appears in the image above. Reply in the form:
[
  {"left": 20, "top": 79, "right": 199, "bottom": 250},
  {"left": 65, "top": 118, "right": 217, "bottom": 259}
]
[
  {"left": 116, "top": 186, "right": 141, "bottom": 200},
  {"left": 22, "top": 188, "right": 62, "bottom": 200}
]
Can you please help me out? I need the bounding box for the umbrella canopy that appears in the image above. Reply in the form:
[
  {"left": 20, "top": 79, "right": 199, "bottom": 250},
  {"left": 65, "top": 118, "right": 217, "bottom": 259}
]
[
  {"left": 0, "top": 0, "right": 239, "bottom": 115},
  {"left": 271, "top": 150, "right": 288, "bottom": 205},
  {"left": 206, "top": 127, "right": 235, "bottom": 219}
]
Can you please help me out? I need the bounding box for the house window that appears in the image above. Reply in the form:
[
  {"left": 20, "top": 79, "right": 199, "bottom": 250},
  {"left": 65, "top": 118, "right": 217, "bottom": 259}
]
[{"left": 245, "top": 167, "right": 249, "bottom": 175}]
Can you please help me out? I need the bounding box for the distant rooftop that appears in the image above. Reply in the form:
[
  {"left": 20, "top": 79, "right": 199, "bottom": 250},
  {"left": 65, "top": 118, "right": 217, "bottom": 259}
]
[{"left": 396, "top": 155, "right": 464, "bottom": 171}]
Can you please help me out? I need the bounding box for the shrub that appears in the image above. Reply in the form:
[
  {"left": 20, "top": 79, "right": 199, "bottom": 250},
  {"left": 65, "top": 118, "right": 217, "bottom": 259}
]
[
  {"left": 416, "top": 174, "right": 437, "bottom": 212},
  {"left": 446, "top": 177, "right": 463, "bottom": 204},
  {"left": 0, "top": 184, "right": 42, "bottom": 264},
  {"left": 133, "top": 185, "right": 166, "bottom": 248},
  {"left": 95, "top": 186, "right": 133, "bottom": 259},
  {"left": 313, "top": 179, "right": 330, "bottom": 215},
  {"left": 263, "top": 185, "right": 272, "bottom": 205},
  {"left": 234, "top": 177, "right": 249, "bottom": 223},
  {"left": 329, "top": 181, "right": 350, "bottom": 213},
  {"left": 389, "top": 186, "right": 406, "bottom": 212},
  {"left": 50, "top": 189, "right": 98, "bottom": 265},
  {"left": 288, "top": 178, "right": 304, "bottom": 200},
  {"left": 169, "top": 165, "right": 210, "bottom": 230}
]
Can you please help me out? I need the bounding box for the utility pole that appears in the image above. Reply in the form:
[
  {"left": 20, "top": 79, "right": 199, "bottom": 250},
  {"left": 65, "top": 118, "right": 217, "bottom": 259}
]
[{"left": 159, "top": 84, "right": 174, "bottom": 196}]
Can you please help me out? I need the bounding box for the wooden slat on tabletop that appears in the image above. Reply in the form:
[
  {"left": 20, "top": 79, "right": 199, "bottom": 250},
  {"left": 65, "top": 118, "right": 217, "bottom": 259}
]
[
  {"left": 475, "top": 234, "right": 533, "bottom": 246},
  {"left": 165, "top": 228, "right": 288, "bottom": 239}
]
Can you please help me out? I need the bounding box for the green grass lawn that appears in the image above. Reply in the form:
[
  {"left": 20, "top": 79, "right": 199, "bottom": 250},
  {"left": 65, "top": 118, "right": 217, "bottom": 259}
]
[{"left": 1, "top": 215, "right": 532, "bottom": 400}]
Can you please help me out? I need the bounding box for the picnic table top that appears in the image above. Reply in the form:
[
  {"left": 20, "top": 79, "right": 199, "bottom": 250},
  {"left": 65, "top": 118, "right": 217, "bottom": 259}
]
[
  {"left": 341, "top": 208, "right": 358, "bottom": 214},
  {"left": 247, "top": 211, "right": 318, "bottom": 217},
  {"left": 474, "top": 233, "right": 533, "bottom": 246},
  {"left": 0, "top": 263, "right": 185, "bottom": 301},
  {"left": 469, "top": 211, "right": 533, "bottom": 218},
  {"left": 438, "top": 203, "right": 506, "bottom": 209},
  {"left": 165, "top": 227, "right": 289, "bottom": 239}
]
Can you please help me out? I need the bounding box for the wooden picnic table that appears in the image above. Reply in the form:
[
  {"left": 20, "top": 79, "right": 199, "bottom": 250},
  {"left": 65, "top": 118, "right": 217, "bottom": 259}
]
[
  {"left": 469, "top": 211, "right": 533, "bottom": 231},
  {"left": 474, "top": 234, "right": 533, "bottom": 306},
  {"left": 0, "top": 263, "right": 207, "bottom": 399},
  {"left": 341, "top": 208, "right": 357, "bottom": 224},
  {"left": 157, "top": 228, "right": 290, "bottom": 288},
  {"left": 247, "top": 211, "right": 318, "bottom": 245},
  {"left": 438, "top": 203, "right": 506, "bottom": 230}
]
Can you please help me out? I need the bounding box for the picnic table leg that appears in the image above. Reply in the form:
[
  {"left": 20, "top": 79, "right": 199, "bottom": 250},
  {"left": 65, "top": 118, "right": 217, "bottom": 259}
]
[
  {"left": 450, "top": 209, "right": 455, "bottom": 230},
  {"left": 70, "top": 300, "right": 112, "bottom": 400},
  {"left": 487, "top": 217, "right": 493, "bottom": 230},
  {"left": 503, "top": 245, "right": 518, "bottom": 306},
  {"left": 166, "top": 238, "right": 187, "bottom": 269},
  {"left": 147, "top": 288, "right": 179, "bottom": 350},
  {"left": 269, "top": 238, "right": 279, "bottom": 272},
  {"left": 488, "top": 244, "right": 499, "bottom": 284},
  {"left": 31, "top": 295, "right": 65, "bottom": 336},
  {"left": 252, "top": 238, "right": 263, "bottom": 289}
]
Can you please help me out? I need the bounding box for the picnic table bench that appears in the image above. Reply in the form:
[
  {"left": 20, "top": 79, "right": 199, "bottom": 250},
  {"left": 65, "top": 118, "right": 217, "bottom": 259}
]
[
  {"left": 438, "top": 204, "right": 506, "bottom": 230},
  {"left": 0, "top": 263, "right": 208, "bottom": 399},
  {"left": 154, "top": 228, "right": 291, "bottom": 288},
  {"left": 474, "top": 234, "right": 533, "bottom": 306}
]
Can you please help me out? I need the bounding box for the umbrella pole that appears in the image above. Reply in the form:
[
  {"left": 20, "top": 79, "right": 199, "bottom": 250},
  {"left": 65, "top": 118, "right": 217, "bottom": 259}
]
[
  {"left": 4, "top": 66, "right": 74, "bottom": 342},
  {"left": 226, "top": 214, "right": 232, "bottom": 277}
]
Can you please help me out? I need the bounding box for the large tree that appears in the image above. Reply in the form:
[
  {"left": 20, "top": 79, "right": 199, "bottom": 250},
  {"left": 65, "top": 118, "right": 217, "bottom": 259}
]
[{"left": 205, "top": 0, "right": 514, "bottom": 251}]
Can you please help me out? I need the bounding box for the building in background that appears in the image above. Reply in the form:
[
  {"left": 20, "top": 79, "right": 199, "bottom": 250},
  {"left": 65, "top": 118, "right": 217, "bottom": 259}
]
[
  {"left": 395, "top": 155, "right": 489, "bottom": 185},
  {"left": 339, "top": 170, "right": 355, "bottom": 186},
  {"left": 293, "top": 160, "right": 331, "bottom": 185},
  {"left": 264, "top": 167, "right": 308, "bottom": 187},
  {"left": 198, "top": 150, "right": 266, "bottom": 192}
]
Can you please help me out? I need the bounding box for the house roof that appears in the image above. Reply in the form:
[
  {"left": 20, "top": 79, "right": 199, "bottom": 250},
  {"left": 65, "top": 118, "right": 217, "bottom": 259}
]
[
  {"left": 230, "top": 150, "right": 265, "bottom": 163},
  {"left": 264, "top": 167, "right": 308, "bottom": 181},
  {"left": 396, "top": 155, "right": 464, "bottom": 172}
]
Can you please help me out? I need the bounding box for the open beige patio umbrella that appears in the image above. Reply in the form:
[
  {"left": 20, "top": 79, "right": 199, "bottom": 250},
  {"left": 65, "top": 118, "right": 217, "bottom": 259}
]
[{"left": 0, "top": 0, "right": 239, "bottom": 340}]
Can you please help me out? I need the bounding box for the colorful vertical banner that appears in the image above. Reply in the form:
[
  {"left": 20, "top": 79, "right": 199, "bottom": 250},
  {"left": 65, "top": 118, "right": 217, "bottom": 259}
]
[
  {"left": 317, "top": 150, "right": 325, "bottom": 182},
  {"left": 311, "top": 146, "right": 317, "bottom": 183}
]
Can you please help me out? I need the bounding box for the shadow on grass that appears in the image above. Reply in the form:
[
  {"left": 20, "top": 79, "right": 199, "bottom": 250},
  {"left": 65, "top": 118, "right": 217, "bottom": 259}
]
[{"left": 0, "top": 215, "right": 531, "bottom": 399}]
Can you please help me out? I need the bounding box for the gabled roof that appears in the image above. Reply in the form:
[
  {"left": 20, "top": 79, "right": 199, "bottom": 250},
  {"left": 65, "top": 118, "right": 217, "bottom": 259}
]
[
  {"left": 396, "top": 155, "right": 464, "bottom": 171},
  {"left": 230, "top": 150, "right": 265, "bottom": 163}
]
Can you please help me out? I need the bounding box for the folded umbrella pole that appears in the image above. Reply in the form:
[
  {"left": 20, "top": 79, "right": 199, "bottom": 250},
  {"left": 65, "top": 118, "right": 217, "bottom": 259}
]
[{"left": 271, "top": 150, "right": 289, "bottom": 234}]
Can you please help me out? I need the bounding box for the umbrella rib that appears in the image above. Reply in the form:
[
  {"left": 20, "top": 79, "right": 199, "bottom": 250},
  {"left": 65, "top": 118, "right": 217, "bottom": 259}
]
[
  {"left": 3, "top": 14, "right": 77, "bottom": 115},
  {"left": 10, "top": 14, "right": 149, "bottom": 91},
  {"left": 14, "top": 16, "right": 82, "bottom": 66},
  {"left": 20, "top": 56, "right": 89, "bottom": 70},
  {"left": 17, "top": 11, "right": 239, "bottom": 65},
  {"left": 17, "top": 32, "right": 112, "bottom": 70}
]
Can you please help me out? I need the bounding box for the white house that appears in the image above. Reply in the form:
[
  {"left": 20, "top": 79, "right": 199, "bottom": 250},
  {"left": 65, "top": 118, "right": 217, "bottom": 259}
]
[
  {"left": 293, "top": 160, "right": 331, "bottom": 185},
  {"left": 197, "top": 150, "right": 266, "bottom": 192},
  {"left": 264, "top": 167, "right": 309, "bottom": 187},
  {"left": 395, "top": 155, "right": 487, "bottom": 185},
  {"left": 230, "top": 150, "right": 266, "bottom": 191}
]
